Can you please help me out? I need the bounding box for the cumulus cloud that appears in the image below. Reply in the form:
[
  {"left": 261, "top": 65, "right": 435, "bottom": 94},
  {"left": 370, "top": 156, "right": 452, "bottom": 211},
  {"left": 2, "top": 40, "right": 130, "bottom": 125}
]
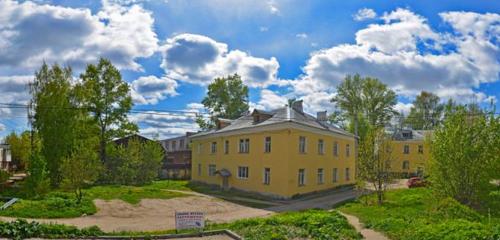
[
  {"left": 160, "top": 33, "right": 280, "bottom": 87},
  {"left": 131, "top": 75, "right": 178, "bottom": 105},
  {"left": 129, "top": 111, "right": 199, "bottom": 139},
  {"left": 0, "top": 0, "right": 158, "bottom": 73},
  {"left": 290, "top": 8, "right": 499, "bottom": 105},
  {"left": 0, "top": 123, "right": 5, "bottom": 132},
  {"left": 394, "top": 102, "right": 413, "bottom": 115},
  {"left": 296, "top": 33, "right": 308, "bottom": 39},
  {"left": 257, "top": 89, "right": 288, "bottom": 110},
  {"left": 353, "top": 8, "right": 377, "bottom": 21}
]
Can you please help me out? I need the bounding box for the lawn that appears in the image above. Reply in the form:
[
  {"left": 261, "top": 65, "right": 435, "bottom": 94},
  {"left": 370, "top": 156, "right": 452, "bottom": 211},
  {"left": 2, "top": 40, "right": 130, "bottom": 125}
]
[
  {"left": 339, "top": 188, "right": 500, "bottom": 240},
  {"left": 0, "top": 180, "right": 190, "bottom": 218}
]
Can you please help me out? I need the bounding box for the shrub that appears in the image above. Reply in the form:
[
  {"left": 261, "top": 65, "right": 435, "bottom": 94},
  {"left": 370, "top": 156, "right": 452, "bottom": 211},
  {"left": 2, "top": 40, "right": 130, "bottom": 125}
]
[
  {"left": 409, "top": 219, "right": 496, "bottom": 240},
  {"left": 431, "top": 197, "right": 482, "bottom": 222},
  {"left": 0, "top": 219, "right": 102, "bottom": 240}
]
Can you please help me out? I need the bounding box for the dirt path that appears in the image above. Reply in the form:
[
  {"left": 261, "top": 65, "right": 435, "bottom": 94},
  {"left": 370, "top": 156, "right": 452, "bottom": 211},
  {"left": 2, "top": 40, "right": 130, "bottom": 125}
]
[
  {"left": 0, "top": 196, "right": 272, "bottom": 232},
  {"left": 339, "top": 212, "right": 388, "bottom": 240},
  {"left": 266, "top": 189, "right": 357, "bottom": 212}
]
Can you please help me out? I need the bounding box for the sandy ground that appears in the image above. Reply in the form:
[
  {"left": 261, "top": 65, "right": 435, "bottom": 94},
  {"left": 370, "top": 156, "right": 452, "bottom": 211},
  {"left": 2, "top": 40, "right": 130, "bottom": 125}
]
[
  {"left": 339, "top": 212, "right": 388, "bottom": 240},
  {"left": 0, "top": 196, "right": 272, "bottom": 232}
]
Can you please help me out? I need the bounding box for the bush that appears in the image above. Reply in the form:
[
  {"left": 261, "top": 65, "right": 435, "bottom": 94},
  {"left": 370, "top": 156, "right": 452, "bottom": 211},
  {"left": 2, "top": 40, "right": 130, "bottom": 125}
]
[
  {"left": 0, "top": 219, "right": 102, "bottom": 240},
  {"left": 409, "top": 219, "right": 496, "bottom": 240},
  {"left": 431, "top": 197, "right": 482, "bottom": 221}
]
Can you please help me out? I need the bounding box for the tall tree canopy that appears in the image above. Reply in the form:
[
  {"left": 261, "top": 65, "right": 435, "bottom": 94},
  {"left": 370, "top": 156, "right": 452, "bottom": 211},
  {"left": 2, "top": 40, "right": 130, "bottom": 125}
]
[
  {"left": 76, "top": 58, "right": 137, "bottom": 163},
  {"left": 31, "top": 63, "right": 79, "bottom": 186},
  {"left": 197, "top": 74, "right": 249, "bottom": 129},
  {"left": 405, "top": 91, "right": 444, "bottom": 130},
  {"left": 4, "top": 131, "right": 37, "bottom": 170}
]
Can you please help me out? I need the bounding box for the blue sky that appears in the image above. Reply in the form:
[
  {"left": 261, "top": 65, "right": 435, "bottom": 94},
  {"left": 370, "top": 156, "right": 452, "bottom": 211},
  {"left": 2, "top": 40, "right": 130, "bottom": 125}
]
[{"left": 0, "top": 0, "right": 499, "bottom": 139}]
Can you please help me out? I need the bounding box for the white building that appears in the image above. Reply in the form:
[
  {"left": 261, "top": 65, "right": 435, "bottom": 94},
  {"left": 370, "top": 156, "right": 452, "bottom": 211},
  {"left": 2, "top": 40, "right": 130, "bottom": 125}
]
[{"left": 0, "top": 144, "right": 12, "bottom": 171}]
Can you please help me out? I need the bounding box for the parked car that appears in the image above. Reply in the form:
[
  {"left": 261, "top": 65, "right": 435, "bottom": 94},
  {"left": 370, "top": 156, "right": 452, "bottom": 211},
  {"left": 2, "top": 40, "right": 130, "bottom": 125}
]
[{"left": 407, "top": 177, "right": 427, "bottom": 188}]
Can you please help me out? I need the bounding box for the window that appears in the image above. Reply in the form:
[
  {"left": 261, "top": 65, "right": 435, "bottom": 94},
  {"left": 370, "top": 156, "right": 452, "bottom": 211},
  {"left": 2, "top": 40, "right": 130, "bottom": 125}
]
[
  {"left": 298, "top": 169, "right": 306, "bottom": 186},
  {"left": 224, "top": 140, "right": 229, "bottom": 154},
  {"left": 299, "top": 136, "right": 306, "bottom": 153},
  {"left": 317, "top": 168, "right": 324, "bottom": 184},
  {"left": 333, "top": 168, "right": 338, "bottom": 183},
  {"left": 318, "top": 139, "right": 324, "bottom": 155},
  {"left": 197, "top": 143, "right": 202, "bottom": 154},
  {"left": 239, "top": 138, "right": 250, "bottom": 153},
  {"left": 172, "top": 141, "right": 176, "bottom": 151},
  {"left": 238, "top": 166, "right": 249, "bottom": 179},
  {"left": 418, "top": 145, "right": 423, "bottom": 154},
  {"left": 198, "top": 163, "right": 202, "bottom": 176},
  {"left": 404, "top": 145, "right": 410, "bottom": 154},
  {"left": 180, "top": 139, "right": 185, "bottom": 149},
  {"left": 333, "top": 141, "right": 338, "bottom": 156},
  {"left": 263, "top": 168, "right": 271, "bottom": 185},
  {"left": 346, "top": 144, "right": 350, "bottom": 157},
  {"left": 208, "top": 164, "right": 216, "bottom": 176},
  {"left": 211, "top": 142, "right": 217, "bottom": 153},
  {"left": 264, "top": 137, "right": 272, "bottom": 153},
  {"left": 345, "top": 168, "right": 350, "bottom": 181},
  {"left": 403, "top": 161, "right": 410, "bottom": 170},
  {"left": 165, "top": 141, "right": 169, "bottom": 151}
]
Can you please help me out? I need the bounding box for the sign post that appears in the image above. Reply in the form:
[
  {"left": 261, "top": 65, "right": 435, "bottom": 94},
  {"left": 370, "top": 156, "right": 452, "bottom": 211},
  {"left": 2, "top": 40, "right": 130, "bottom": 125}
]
[{"left": 175, "top": 211, "right": 205, "bottom": 233}]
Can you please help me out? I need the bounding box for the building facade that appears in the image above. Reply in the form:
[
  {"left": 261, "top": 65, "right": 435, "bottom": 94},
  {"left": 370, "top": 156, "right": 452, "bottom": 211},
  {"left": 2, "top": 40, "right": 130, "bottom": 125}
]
[
  {"left": 160, "top": 133, "right": 194, "bottom": 179},
  {"left": 190, "top": 101, "right": 356, "bottom": 199},
  {"left": 0, "top": 144, "right": 12, "bottom": 171},
  {"left": 390, "top": 129, "right": 431, "bottom": 177}
]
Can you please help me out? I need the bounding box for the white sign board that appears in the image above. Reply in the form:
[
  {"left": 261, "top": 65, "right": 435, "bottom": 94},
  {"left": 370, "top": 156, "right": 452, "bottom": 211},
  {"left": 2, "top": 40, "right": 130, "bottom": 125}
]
[{"left": 175, "top": 211, "right": 205, "bottom": 230}]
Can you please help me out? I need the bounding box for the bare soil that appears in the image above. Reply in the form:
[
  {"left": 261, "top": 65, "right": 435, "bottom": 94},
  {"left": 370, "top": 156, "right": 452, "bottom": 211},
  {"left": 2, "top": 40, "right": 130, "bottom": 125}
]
[{"left": 0, "top": 196, "right": 272, "bottom": 232}]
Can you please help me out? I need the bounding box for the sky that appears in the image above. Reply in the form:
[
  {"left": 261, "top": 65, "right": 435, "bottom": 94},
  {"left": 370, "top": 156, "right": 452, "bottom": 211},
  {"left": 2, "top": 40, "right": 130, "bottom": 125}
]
[{"left": 0, "top": 0, "right": 499, "bottom": 139}]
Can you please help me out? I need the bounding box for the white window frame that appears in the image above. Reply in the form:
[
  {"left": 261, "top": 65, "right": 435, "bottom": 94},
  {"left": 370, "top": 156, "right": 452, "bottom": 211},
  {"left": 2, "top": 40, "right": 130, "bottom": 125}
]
[
  {"left": 318, "top": 139, "right": 324, "bottom": 155},
  {"left": 346, "top": 144, "right": 350, "bottom": 157},
  {"left": 224, "top": 140, "right": 229, "bottom": 154},
  {"left": 298, "top": 169, "right": 306, "bottom": 186},
  {"left": 333, "top": 141, "right": 338, "bottom": 156},
  {"left": 333, "top": 168, "right": 338, "bottom": 183},
  {"left": 263, "top": 168, "right": 271, "bottom": 185},
  {"left": 299, "top": 136, "right": 307, "bottom": 153},
  {"left": 238, "top": 166, "right": 249, "bottom": 179},
  {"left": 345, "top": 168, "right": 350, "bottom": 181},
  {"left": 317, "top": 168, "right": 324, "bottom": 184},
  {"left": 264, "top": 136, "right": 271, "bottom": 153},
  {"left": 208, "top": 164, "right": 216, "bottom": 176},
  {"left": 211, "top": 142, "right": 217, "bottom": 153},
  {"left": 418, "top": 145, "right": 423, "bottom": 154},
  {"left": 403, "top": 160, "right": 410, "bottom": 170},
  {"left": 239, "top": 138, "right": 250, "bottom": 153},
  {"left": 404, "top": 145, "right": 410, "bottom": 154}
]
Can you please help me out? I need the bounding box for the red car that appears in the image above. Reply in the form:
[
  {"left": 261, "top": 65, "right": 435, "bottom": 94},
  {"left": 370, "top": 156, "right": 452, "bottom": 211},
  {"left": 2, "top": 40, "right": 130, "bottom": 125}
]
[{"left": 407, "top": 177, "right": 427, "bottom": 188}]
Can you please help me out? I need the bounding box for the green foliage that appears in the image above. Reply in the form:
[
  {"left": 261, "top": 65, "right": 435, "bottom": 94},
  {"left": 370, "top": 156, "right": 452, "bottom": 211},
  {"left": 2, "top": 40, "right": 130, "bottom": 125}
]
[
  {"left": 0, "top": 219, "right": 102, "bottom": 240},
  {"left": 198, "top": 74, "right": 249, "bottom": 129},
  {"left": 404, "top": 91, "right": 444, "bottom": 130},
  {"left": 429, "top": 105, "right": 500, "bottom": 206},
  {"left": 104, "top": 138, "right": 164, "bottom": 185},
  {"left": 76, "top": 58, "right": 137, "bottom": 163},
  {"left": 85, "top": 184, "right": 186, "bottom": 205},
  {"left": 3, "top": 131, "right": 35, "bottom": 170},
  {"left": 61, "top": 140, "right": 102, "bottom": 203},
  {"left": 31, "top": 63, "right": 80, "bottom": 187},
  {"left": 208, "top": 210, "right": 361, "bottom": 240},
  {"left": 0, "top": 192, "right": 96, "bottom": 218},
  {"left": 0, "top": 170, "right": 10, "bottom": 191},
  {"left": 25, "top": 153, "right": 50, "bottom": 198},
  {"left": 332, "top": 74, "right": 397, "bottom": 139},
  {"left": 340, "top": 188, "right": 499, "bottom": 240}
]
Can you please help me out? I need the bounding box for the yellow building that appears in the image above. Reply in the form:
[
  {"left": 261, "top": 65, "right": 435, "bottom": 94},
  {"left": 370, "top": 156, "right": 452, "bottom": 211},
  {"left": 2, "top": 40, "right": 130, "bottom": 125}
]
[
  {"left": 190, "top": 101, "right": 356, "bottom": 199},
  {"left": 390, "top": 129, "right": 432, "bottom": 177}
]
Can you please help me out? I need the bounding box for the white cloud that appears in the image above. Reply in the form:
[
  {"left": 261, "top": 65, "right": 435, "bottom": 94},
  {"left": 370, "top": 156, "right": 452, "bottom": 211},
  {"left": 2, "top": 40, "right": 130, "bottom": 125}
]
[
  {"left": 353, "top": 8, "right": 377, "bottom": 21},
  {"left": 267, "top": 0, "right": 280, "bottom": 15},
  {"left": 394, "top": 102, "right": 413, "bottom": 115},
  {"left": 0, "top": 0, "right": 158, "bottom": 73},
  {"left": 296, "top": 33, "right": 308, "bottom": 39},
  {"left": 0, "top": 123, "right": 5, "bottom": 132},
  {"left": 131, "top": 75, "right": 178, "bottom": 105},
  {"left": 289, "top": 9, "right": 499, "bottom": 105},
  {"left": 257, "top": 89, "right": 288, "bottom": 110},
  {"left": 129, "top": 111, "right": 199, "bottom": 139},
  {"left": 160, "top": 33, "right": 280, "bottom": 87},
  {"left": 260, "top": 26, "right": 269, "bottom": 32}
]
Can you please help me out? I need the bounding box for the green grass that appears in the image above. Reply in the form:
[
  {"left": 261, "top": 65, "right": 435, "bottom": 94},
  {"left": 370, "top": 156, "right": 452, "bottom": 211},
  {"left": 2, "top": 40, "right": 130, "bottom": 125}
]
[
  {"left": 339, "top": 188, "right": 500, "bottom": 240},
  {"left": 108, "top": 209, "right": 362, "bottom": 240},
  {"left": 0, "top": 180, "right": 190, "bottom": 218}
]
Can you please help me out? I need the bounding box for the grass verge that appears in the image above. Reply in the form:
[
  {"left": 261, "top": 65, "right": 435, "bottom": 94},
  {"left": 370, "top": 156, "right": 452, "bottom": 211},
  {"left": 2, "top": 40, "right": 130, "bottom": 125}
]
[{"left": 339, "top": 188, "right": 500, "bottom": 240}]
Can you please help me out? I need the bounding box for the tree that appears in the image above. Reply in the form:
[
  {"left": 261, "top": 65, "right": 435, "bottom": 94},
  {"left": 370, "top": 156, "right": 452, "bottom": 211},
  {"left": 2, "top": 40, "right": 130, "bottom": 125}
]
[
  {"left": 429, "top": 105, "right": 499, "bottom": 207},
  {"left": 4, "top": 131, "right": 35, "bottom": 170},
  {"left": 405, "top": 91, "right": 444, "bottom": 129},
  {"left": 76, "top": 58, "right": 137, "bottom": 163},
  {"left": 31, "top": 63, "right": 79, "bottom": 186},
  {"left": 358, "top": 127, "right": 394, "bottom": 205},
  {"left": 61, "top": 142, "right": 101, "bottom": 203},
  {"left": 197, "top": 74, "right": 249, "bottom": 129},
  {"left": 331, "top": 74, "right": 364, "bottom": 139},
  {"left": 25, "top": 153, "right": 50, "bottom": 197},
  {"left": 361, "top": 78, "right": 397, "bottom": 127}
]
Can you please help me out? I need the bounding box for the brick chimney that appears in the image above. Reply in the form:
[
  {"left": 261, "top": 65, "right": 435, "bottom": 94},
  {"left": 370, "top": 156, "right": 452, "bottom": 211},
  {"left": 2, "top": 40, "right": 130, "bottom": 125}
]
[{"left": 291, "top": 100, "right": 303, "bottom": 113}]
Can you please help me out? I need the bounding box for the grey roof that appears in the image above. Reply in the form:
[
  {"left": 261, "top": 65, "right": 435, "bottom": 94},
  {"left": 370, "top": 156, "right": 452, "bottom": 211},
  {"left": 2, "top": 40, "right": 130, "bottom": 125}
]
[
  {"left": 391, "top": 129, "right": 432, "bottom": 141},
  {"left": 190, "top": 107, "right": 355, "bottom": 138}
]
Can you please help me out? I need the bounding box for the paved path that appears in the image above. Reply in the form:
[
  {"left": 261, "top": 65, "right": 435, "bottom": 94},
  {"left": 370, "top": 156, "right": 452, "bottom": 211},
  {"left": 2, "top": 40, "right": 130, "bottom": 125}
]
[
  {"left": 339, "top": 212, "right": 388, "bottom": 240},
  {"left": 266, "top": 189, "right": 357, "bottom": 212}
]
